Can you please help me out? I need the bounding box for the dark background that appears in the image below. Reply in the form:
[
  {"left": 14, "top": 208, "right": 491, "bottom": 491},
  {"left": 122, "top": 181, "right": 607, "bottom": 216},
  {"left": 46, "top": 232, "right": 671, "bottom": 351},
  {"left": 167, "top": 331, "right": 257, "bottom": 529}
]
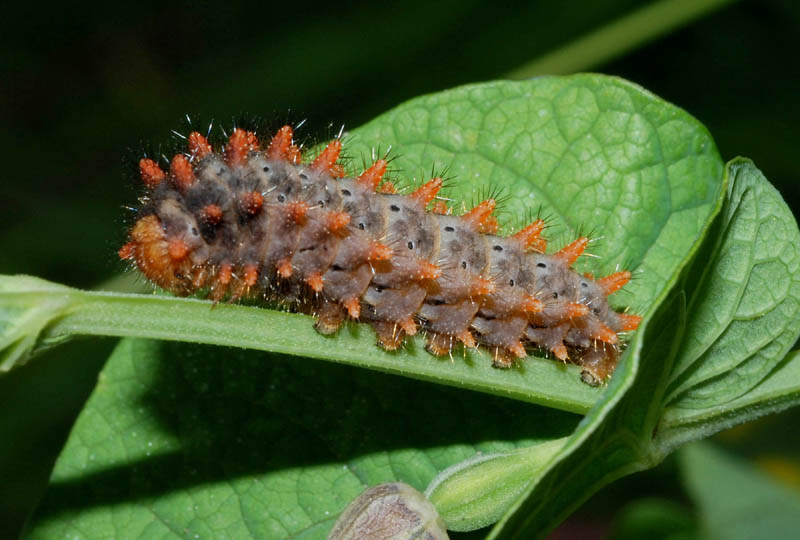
[{"left": 2, "top": 1, "right": 799, "bottom": 538}]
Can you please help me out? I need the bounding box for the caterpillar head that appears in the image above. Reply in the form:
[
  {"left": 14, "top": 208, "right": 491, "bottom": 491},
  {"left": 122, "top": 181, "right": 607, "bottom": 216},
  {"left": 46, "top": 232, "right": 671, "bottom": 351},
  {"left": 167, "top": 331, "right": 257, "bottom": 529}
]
[{"left": 121, "top": 197, "right": 208, "bottom": 294}]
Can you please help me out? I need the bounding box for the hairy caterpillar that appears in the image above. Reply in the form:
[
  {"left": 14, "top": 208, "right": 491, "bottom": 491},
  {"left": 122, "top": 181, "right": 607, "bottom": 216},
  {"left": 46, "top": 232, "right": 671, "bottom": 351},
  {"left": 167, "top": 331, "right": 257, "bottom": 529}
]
[{"left": 119, "top": 124, "right": 641, "bottom": 384}]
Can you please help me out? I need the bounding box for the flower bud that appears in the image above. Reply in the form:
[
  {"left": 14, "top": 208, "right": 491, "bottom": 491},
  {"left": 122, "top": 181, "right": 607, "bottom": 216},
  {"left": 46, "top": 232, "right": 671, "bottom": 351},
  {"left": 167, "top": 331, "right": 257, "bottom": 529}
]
[{"left": 328, "top": 482, "right": 449, "bottom": 540}]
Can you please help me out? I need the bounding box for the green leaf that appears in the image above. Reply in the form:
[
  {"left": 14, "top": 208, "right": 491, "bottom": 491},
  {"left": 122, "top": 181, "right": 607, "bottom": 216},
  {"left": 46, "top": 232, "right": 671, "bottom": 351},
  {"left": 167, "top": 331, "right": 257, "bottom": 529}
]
[
  {"left": 659, "top": 350, "right": 800, "bottom": 450},
  {"left": 680, "top": 442, "right": 800, "bottom": 540},
  {"left": 2, "top": 74, "right": 722, "bottom": 412},
  {"left": 344, "top": 75, "right": 722, "bottom": 309},
  {"left": 667, "top": 158, "right": 800, "bottom": 406},
  {"left": 656, "top": 159, "right": 800, "bottom": 451},
  {"left": 0, "top": 338, "right": 112, "bottom": 540},
  {"left": 19, "top": 74, "right": 736, "bottom": 538},
  {"left": 23, "top": 338, "right": 578, "bottom": 539}
]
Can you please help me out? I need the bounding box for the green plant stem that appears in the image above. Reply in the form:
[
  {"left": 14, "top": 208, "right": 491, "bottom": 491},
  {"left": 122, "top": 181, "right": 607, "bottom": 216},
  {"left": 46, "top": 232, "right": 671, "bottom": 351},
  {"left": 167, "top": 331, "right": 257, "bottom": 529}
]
[
  {"left": 2, "top": 275, "right": 600, "bottom": 413},
  {"left": 507, "top": 0, "right": 735, "bottom": 79}
]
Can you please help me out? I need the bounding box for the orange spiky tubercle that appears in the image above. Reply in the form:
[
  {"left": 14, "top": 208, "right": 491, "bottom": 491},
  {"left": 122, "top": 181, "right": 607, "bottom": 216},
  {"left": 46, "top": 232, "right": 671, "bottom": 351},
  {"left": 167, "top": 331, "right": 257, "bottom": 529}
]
[
  {"left": 188, "top": 132, "right": 212, "bottom": 158},
  {"left": 267, "top": 125, "right": 302, "bottom": 164},
  {"left": 170, "top": 154, "right": 196, "bottom": 190},
  {"left": 139, "top": 158, "right": 165, "bottom": 189},
  {"left": 121, "top": 123, "right": 641, "bottom": 385},
  {"left": 225, "top": 128, "right": 259, "bottom": 167},
  {"left": 409, "top": 177, "right": 443, "bottom": 206},
  {"left": 597, "top": 271, "right": 631, "bottom": 295},
  {"left": 462, "top": 199, "right": 497, "bottom": 231},
  {"left": 512, "top": 220, "right": 547, "bottom": 253},
  {"left": 555, "top": 237, "right": 589, "bottom": 267},
  {"left": 310, "top": 140, "right": 342, "bottom": 175},
  {"left": 356, "top": 159, "right": 387, "bottom": 191}
]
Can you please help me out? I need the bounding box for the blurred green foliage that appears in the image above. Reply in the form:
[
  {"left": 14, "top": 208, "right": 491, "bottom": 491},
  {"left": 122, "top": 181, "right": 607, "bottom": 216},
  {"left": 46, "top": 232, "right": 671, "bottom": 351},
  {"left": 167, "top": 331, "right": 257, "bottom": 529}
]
[{"left": 2, "top": 0, "right": 799, "bottom": 538}]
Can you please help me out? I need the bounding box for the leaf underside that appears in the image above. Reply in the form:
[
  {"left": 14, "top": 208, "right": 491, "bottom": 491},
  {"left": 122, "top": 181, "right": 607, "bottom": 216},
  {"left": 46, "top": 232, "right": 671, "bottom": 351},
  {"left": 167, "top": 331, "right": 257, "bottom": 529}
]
[
  {"left": 667, "top": 159, "right": 800, "bottom": 408},
  {"left": 658, "top": 159, "right": 800, "bottom": 451}
]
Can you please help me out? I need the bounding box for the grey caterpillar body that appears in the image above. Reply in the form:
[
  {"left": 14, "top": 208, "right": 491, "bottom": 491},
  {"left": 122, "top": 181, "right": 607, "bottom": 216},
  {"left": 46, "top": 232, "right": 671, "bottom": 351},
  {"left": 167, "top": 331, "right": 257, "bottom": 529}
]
[{"left": 119, "top": 125, "right": 641, "bottom": 383}]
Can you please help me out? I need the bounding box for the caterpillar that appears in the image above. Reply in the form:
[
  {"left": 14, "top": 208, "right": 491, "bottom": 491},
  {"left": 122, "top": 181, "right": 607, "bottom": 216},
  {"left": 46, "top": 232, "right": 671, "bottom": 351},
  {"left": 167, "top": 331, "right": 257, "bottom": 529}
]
[{"left": 118, "top": 124, "right": 641, "bottom": 384}]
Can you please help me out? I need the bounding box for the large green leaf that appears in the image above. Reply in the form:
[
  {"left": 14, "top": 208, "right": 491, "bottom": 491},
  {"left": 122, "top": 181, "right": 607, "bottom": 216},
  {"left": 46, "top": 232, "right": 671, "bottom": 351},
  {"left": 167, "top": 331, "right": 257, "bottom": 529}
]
[
  {"left": 23, "top": 338, "right": 578, "bottom": 539},
  {"left": 344, "top": 74, "right": 722, "bottom": 307},
  {"left": 657, "top": 159, "right": 800, "bottom": 452},
  {"left": 19, "top": 74, "right": 734, "bottom": 539},
  {"left": 2, "top": 75, "right": 722, "bottom": 409},
  {"left": 666, "top": 159, "right": 800, "bottom": 407}
]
